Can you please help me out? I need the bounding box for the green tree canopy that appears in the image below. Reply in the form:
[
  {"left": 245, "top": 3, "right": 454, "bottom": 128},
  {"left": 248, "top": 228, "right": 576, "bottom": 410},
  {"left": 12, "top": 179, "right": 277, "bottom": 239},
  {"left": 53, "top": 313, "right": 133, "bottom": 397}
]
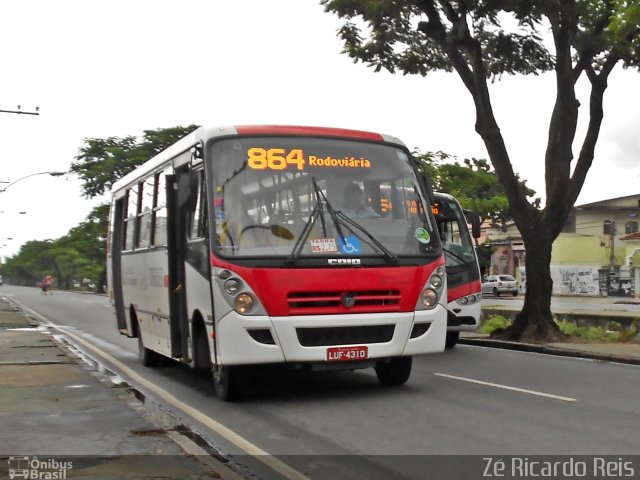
[
  {"left": 2, "top": 204, "right": 109, "bottom": 291},
  {"left": 4, "top": 126, "right": 199, "bottom": 291},
  {"left": 71, "top": 125, "right": 199, "bottom": 198},
  {"left": 416, "top": 151, "right": 540, "bottom": 229},
  {"left": 323, "top": 0, "right": 640, "bottom": 341}
]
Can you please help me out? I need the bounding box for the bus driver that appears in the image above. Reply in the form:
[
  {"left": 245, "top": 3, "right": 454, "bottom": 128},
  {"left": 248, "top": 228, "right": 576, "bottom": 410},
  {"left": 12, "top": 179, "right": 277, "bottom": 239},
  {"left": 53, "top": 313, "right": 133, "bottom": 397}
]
[{"left": 341, "top": 182, "right": 378, "bottom": 218}]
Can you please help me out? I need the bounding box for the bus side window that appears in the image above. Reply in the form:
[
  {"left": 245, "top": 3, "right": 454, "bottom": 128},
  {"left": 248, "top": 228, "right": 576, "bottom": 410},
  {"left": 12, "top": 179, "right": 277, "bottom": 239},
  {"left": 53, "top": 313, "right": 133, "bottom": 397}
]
[
  {"left": 188, "top": 171, "right": 207, "bottom": 240},
  {"left": 153, "top": 167, "right": 172, "bottom": 247},
  {"left": 123, "top": 184, "right": 139, "bottom": 251},
  {"left": 138, "top": 176, "right": 154, "bottom": 249}
]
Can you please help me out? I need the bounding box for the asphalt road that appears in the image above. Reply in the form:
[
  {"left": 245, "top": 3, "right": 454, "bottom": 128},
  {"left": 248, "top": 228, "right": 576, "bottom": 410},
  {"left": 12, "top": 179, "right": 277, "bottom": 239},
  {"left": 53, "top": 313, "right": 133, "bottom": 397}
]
[{"left": 2, "top": 285, "right": 639, "bottom": 479}]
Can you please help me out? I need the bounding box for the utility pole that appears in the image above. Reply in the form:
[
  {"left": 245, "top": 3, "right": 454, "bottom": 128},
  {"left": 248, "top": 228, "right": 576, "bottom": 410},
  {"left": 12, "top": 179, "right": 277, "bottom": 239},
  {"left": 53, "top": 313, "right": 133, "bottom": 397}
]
[
  {"left": 604, "top": 220, "right": 616, "bottom": 272},
  {"left": 609, "top": 221, "right": 616, "bottom": 272}
]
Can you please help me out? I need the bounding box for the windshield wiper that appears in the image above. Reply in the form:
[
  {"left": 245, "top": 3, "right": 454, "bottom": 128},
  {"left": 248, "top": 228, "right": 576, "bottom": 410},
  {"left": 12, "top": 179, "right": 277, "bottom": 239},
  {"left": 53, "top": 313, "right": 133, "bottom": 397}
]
[
  {"left": 287, "top": 177, "right": 333, "bottom": 265},
  {"left": 313, "top": 182, "right": 396, "bottom": 263},
  {"left": 287, "top": 177, "right": 398, "bottom": 264},
  {"left": 332, "top": 210, "right": 398, "bottom": 264}
]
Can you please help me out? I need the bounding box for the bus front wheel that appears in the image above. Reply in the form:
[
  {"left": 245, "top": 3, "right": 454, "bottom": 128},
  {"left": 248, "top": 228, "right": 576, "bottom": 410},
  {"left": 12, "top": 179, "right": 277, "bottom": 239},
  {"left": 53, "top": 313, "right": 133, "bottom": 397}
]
[
  {"left": 445, "top": 331, "right": 460, "bottom": 349},
  {"left": 213, "top": 365, "right": 245, "bottom": 401},
  {"left": 375, "top": 356, "right": 412, "bottom": 386}
]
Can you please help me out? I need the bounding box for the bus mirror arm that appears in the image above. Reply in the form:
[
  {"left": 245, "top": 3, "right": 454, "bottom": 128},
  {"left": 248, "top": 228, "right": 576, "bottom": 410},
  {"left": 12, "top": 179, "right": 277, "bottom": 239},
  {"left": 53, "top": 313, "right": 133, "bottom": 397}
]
[{"left": 177, "top": 172, "right": 199, "bottom": 210}]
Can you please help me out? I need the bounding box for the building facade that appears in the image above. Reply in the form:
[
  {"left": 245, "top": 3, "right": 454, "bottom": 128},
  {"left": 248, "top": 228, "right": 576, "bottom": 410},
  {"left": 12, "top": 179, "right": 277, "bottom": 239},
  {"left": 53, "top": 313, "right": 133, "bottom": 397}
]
[{"left": 484, "top": 193, "right": 640, "bottom": 297}]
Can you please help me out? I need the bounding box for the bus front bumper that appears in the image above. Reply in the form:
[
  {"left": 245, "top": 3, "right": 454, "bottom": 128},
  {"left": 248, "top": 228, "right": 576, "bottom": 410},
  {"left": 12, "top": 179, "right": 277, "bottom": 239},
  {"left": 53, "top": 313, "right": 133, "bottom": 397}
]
[
  {"left": 446, "top": 301, "right": 481, "bottom": 332},
  {"left": 215, "top": 306, "right": 447, "bottom": 366}
]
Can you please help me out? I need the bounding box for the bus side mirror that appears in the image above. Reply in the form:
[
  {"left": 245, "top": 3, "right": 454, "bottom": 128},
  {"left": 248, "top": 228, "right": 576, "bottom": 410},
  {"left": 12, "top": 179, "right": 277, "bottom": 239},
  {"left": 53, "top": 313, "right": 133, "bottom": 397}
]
[
  {"left": 465, "top": 211, "right": 482, "bottom": 239},
  {"left": 420, "top": 171, "right": 435, "bottom": 203}
]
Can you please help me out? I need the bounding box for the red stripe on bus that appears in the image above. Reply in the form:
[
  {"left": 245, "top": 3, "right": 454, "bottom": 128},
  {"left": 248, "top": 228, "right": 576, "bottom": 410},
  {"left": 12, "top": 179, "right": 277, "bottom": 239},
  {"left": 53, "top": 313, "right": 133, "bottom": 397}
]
[
  {"left": 211, "top": 255, "right": 443, "bottom": 316},
  {"left": 234, "top": 125, "right": 385, "bottom": 141},
  {"left": 447, "top": 280, "right": 481, "bottom": 302}
]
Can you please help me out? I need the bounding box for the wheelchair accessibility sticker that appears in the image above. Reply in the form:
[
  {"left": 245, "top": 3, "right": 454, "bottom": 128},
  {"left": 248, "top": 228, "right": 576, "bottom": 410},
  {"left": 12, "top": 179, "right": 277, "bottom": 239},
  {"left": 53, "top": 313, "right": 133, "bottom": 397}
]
[{"left": 339, "top": 235, "right": 361, "bottom": 255}]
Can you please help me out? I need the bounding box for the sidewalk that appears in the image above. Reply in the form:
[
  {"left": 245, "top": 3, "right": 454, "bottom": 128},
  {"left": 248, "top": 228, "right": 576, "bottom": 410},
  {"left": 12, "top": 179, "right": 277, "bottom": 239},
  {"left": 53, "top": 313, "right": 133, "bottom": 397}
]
[
  {"left": 459, "top": 332, "right": 640, "bottom": 365},
  {"left": 0, "top": 296, "right": 239, "bottom": 479},
  {"left": 459, "top": 295, "right": 640, "bottom": 365}
]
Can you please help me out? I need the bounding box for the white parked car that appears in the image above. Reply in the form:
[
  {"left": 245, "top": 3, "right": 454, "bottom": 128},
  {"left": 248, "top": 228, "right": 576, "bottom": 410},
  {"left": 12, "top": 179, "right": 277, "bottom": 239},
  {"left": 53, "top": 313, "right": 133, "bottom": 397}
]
[{"left": 481, "top": 274, "right": 518, "bottom": 297}]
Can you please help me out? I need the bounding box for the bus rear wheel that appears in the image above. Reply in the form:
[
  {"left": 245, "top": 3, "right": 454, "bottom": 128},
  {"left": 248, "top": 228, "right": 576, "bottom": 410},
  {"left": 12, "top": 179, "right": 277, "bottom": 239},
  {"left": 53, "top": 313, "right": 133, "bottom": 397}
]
[
  {"left": 137, "top": 324, "right": 160, "bottom": 367},
  {"left": 375, "top": 356, "right": 412, "bottom": 386},
  {"left": 213, "top": 365, "right": 245, "bottom": 401}
]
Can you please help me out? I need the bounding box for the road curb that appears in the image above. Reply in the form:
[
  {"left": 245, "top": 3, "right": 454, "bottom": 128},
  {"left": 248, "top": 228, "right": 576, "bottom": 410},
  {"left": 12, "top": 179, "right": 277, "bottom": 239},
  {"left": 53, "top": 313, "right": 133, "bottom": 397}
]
[{"left": 458, "top": 337, "right": 640, "bottom": 366}]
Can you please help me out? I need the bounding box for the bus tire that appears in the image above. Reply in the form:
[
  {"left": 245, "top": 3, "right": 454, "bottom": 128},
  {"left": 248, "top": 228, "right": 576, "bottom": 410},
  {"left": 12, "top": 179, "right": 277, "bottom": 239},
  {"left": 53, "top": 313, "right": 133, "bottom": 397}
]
[
  {"left": 375, "top": 356, "right": 412, "bottom": 386},
  {"left": 192, "top": 320, "right": 212, "bottom": 371},
  {"left": 137, "top": 322, "right": 160, "bottom": 367},
  {"left": 445, "top": 331, "right": 460, "bottom": 349},
  {"left": 213, "top": 365, "right": 245, "bottom": 401}
]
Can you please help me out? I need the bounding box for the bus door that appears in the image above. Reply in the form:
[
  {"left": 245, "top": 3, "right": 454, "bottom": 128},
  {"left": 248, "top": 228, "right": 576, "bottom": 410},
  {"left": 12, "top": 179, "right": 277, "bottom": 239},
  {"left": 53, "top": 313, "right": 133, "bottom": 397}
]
[
  {"left": 165, "top": 167, "right": 199, "bottom": 360},
  {"left": 110, "top": 196, "right": 128, "bottom": 334},
  {"left": 166, "top": 157, "right": 212, "bottom": 362}
]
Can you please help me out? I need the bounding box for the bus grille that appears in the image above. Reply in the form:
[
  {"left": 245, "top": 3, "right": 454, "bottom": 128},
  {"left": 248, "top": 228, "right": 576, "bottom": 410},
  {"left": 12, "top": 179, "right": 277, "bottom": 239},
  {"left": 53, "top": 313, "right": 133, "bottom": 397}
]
[
  {"left": 287, "top": 290, "right": 401, "bottom": 314},
  {"left": 296, "top": 325, "right": 395, "bottom": 347}
]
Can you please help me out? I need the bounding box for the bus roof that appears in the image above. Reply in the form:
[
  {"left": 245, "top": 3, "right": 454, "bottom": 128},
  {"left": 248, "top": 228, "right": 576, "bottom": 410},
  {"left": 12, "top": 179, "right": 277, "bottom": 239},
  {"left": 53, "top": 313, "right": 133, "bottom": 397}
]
[{"left": 110, "top": 125, "right": 407, "bottom": 193}]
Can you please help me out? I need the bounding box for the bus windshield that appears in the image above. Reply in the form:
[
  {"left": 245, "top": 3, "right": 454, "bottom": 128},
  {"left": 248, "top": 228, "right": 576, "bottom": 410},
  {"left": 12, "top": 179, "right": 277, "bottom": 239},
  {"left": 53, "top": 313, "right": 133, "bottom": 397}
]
[
  {"left": 432, "top": 194, "right": 476, "bottom": 267},
  {"left": 208, "top": 136, "right": 439, "bottom": 262}
]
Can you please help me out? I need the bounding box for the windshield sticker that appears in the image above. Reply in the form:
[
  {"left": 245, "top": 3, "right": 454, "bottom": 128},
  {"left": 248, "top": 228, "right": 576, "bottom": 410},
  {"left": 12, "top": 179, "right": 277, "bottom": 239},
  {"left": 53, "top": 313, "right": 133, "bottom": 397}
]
[
  {"left": 415, "top": 228, "right": 431, "bottom": 244},
  {"left": 247, "top": 147, "right": 371, "bottom": 171},
  {"left": 338, "top": 235, "right": 362, "bottom": 255},
  {"left": 310, "top": 238, "right": 338, "bottom": 253}
]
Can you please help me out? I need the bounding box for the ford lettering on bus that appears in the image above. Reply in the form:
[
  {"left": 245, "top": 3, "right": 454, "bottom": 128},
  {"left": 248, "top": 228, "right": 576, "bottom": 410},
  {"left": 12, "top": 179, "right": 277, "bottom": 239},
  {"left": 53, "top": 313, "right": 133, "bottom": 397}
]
[{"left": 107, "top": 125, "right": 447, "bottom": 400}]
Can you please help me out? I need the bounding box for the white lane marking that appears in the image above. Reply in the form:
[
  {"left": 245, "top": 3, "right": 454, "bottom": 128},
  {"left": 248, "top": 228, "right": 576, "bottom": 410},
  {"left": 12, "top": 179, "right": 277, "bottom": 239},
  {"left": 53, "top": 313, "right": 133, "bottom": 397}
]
[
  {"left": 19, "top": 304, "right": 310, "bottom": 480},
  {"left": 435, "top": 373, "right": 577, "bottom": 402}
]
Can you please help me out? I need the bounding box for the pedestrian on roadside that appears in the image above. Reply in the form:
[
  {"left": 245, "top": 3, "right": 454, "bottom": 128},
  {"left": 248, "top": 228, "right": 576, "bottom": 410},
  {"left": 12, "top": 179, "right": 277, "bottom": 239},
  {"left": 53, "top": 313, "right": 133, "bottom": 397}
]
[{"left": 41, "top": 274, "right": 54, "bottom": 295}]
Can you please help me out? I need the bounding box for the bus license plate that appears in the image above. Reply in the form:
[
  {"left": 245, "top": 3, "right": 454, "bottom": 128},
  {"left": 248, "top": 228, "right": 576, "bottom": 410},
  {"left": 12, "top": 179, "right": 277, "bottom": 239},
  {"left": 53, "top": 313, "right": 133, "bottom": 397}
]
[{"left": 327, "top": 346, "right": 368, "bottom": 362}]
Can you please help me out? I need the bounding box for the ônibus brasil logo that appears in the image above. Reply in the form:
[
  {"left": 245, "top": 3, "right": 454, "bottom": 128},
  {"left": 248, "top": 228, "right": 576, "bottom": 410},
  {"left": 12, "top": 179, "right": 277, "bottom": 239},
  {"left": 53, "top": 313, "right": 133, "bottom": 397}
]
[{"left": 7, "top": 456, "right": 72, "bottom": 479}]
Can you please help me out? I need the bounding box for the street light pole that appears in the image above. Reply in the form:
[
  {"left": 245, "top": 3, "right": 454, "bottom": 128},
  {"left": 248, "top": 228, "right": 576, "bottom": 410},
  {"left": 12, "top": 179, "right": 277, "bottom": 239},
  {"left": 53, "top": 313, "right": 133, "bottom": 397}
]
[
  {"left": 0, "top": 106, "right": 40, "bottom": 116},
  {"left": 0, "top": 171, "right": 66, "bottom": 193}
]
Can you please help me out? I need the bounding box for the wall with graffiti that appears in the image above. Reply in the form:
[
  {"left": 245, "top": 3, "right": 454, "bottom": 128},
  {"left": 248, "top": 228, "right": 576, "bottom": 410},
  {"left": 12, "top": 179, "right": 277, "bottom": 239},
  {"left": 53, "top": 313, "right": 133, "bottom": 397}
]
[
  {"left": 550, "top": 266, "right": 600, "bottom": 296},
  {"left": 608, "top": 276, "right": 634, "bottom": 297}
]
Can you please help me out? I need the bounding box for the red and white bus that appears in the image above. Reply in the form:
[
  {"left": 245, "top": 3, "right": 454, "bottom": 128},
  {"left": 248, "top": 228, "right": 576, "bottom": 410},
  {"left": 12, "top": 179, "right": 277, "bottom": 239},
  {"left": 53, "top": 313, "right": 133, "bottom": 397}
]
[
  {"left": 107, "top": 125, "right": 447, "bottom": 400},
  {"left": 431, "top": 193, "right": 482, "bottom": 348}
]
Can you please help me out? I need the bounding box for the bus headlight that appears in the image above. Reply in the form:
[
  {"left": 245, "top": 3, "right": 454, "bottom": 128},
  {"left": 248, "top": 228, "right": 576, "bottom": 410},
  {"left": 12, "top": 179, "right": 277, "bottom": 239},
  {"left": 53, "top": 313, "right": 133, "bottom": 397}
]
[
  {"left": 415, "top": 264, "right": 446, "bottom": 311},
  {"left": 430, "top": 274, "right": 443, "bottom": 289},
  {"left": 224, "top": 278, "right": 243, "bottom": 295},
  {"left": 234, "top": 293, "right": 254, "bottom": 314},
  {"left": 421, "top": 289, "right": 438, "bottom": 309}
]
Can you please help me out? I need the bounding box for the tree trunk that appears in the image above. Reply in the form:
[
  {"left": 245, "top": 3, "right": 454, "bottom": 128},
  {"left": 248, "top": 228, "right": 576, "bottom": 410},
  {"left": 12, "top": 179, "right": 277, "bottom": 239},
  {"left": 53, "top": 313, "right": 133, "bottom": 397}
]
[
  {"left": 492, "top": 230, "right": 567, "bottom": 343},
  {"left": 97, "top": 268, "right": 107, "bottom": 294}
]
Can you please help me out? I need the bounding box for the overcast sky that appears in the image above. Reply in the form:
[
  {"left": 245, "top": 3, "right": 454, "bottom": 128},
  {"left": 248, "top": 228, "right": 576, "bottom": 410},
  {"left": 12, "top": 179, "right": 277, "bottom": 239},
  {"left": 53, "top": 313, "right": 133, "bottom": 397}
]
[{"left": 1, "top": 0, "right": 639, "bottom": 259}]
